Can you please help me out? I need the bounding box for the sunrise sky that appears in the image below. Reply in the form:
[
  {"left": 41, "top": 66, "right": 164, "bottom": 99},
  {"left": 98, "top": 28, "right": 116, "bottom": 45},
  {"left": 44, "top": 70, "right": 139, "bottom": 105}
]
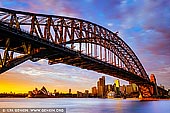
[{"left": 0, "top": 0, "right": 170, "bottom": 93}]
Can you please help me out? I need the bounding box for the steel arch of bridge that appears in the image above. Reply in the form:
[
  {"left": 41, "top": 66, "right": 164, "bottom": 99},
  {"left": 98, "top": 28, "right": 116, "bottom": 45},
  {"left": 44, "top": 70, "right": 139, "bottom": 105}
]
[{"left": 0, "top": 8, "right": 148, "bottom": 81}]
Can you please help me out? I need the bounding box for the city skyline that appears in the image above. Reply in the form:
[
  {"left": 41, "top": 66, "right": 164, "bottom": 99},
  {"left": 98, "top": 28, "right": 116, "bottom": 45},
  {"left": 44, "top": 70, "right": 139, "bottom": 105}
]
[
  {"left": 0, "top": 76, "right": 139, "bottom": 96},
  {"left": 0, "top": 70, "right": 128, "bottom": 93},
  {"left": 0, "top": 0, "right": 170, "bottom": 93}
]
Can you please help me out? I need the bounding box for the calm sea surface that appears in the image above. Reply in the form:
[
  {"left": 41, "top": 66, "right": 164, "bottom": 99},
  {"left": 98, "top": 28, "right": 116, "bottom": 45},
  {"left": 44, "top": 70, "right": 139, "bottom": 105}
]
[{"left": 0, "top": 98, "right": 170, "bottom": 113}]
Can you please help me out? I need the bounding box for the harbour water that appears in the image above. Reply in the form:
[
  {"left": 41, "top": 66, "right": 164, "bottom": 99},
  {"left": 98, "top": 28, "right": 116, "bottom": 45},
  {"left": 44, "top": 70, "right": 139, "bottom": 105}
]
[{"left": 0, "top": 98, "right": 170, "bottom": 113}]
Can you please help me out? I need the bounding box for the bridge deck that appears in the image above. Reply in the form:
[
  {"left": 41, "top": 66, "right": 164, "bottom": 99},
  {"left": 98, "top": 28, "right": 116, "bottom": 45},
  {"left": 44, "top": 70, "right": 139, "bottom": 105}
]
[{"left": 0, "top": 23, "right": 150, "bottom": 84}]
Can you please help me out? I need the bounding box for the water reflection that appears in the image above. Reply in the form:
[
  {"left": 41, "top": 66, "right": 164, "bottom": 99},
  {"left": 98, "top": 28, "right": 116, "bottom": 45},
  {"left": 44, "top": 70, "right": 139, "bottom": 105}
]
[{"left": 0, "top": 98, "right": 170, "bottom": 113}]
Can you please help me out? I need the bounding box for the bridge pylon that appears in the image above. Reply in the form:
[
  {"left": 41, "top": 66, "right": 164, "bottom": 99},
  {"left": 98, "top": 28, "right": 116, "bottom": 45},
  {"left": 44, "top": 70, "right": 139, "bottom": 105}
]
[
  {"left": 138, "top": 74, "right": 169, "bottom": 100},
  {"left": 150, "top": 74, "right": 159, "bottom": 97}
]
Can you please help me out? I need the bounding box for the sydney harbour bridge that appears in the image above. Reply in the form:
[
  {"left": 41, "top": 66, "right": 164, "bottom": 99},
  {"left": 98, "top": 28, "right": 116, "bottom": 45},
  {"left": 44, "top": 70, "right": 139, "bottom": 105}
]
[{"left": 0, "top": 8, "right": 167, "bottom": 99}]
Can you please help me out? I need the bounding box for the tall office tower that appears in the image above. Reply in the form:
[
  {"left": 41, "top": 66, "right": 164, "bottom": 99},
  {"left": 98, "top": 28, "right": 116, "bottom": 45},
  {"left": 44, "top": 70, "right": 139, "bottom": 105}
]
[
  {"left": 97, "top": 80, "right": 100, "bottom": 97},
  {"left": 54, "top": 89, "right": 57, "bottom": 94},
  {"left": 84, "top": 90, "right": 89, "bottom": 98},
  {"left": 114, "top": 79, "right": 120, "bottom": 95},
  {"left": 92, "top": 86, "right": 97, "bottom": 96},
  {"left": 97, "top": 76, "right": 106, "bottom": 98},
  {"left": 113, "top": 83, "right": 116, "bottom": 92},
  {"left": 69, "top": 89, "right": 71, "bottom": 94},
  {"left": 105, "top": 85, "right": 108, "bottom": 94},
  {"left": 99, "top": 78, "right": 103, "bottom": 97},
  {"left": 102, "top": 76, "right": 105, "bottom": 97}
]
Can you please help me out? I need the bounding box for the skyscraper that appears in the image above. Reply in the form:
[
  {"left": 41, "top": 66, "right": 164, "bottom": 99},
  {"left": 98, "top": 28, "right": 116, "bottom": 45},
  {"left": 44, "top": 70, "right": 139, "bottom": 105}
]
[
  {"left": 92, "top": 86, "right": 97, "bottom": 97},
  {"left": 114, "top": 79, "right": 120, "bottom": 95},
  {"left": 102, "top": 76, "right": 105, "bottom": 96},
  {"left": 54, "top": 89, "right": 57, "bottom": 94},
  {"left": 97, "top": 81, "right": 100, "bottom": 96},
  {"left": 97, "top": 76, "right": 105, "bottom": 98},
  {"left": 84, "top": 90, "right": 89, "bottom": 98},
  {"left": 69, "top": 89, "right": 71, "bottom": 94}
]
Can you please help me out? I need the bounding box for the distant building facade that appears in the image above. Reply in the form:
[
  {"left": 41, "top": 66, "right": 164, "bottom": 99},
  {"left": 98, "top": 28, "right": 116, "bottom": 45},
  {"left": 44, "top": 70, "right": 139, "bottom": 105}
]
[
  {"left": 69, "top": 89, "right": 72, "bottom": 94},
  {"left": 114, "top": 79, "right": 120, "bottom": 95},
  {"left": 168, "top": 89, "right": 170, "bottom": 96},
  {"left": 92, "top": 86, "right": 97, "bottom": 97},
  {"left": 97, "top": 76, "right": 105, "bottom": 98},
  {"left": 84, "top": 90, "right": 89, "bottom": 98},
  {"left": 77, "top": 91, "right": 83, "bottom": 98}
]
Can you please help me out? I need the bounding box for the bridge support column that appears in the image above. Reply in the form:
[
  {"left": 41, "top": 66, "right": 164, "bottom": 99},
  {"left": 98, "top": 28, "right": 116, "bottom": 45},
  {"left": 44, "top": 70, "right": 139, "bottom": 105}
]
[
  {"left": 150, "top": 74, "right": 159, "bottom": 97},
  {"left": 138, "top": 84, "right": 152, "bottom": 99},
  {"left": 137, "top": 74, "right": 160, "bottom": 100}
]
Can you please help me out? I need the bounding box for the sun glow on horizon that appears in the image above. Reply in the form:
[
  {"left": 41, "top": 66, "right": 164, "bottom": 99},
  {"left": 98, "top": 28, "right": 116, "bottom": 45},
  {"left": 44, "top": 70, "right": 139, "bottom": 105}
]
[{"left": 0, "top": 64, "right": 129, "bottom": 94}]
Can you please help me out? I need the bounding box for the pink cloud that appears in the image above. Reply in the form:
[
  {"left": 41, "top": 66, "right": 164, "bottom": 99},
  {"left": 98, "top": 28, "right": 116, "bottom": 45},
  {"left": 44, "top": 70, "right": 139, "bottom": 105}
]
[{"left": 1, "top": 0, "right": 81, "bottom": 17}]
